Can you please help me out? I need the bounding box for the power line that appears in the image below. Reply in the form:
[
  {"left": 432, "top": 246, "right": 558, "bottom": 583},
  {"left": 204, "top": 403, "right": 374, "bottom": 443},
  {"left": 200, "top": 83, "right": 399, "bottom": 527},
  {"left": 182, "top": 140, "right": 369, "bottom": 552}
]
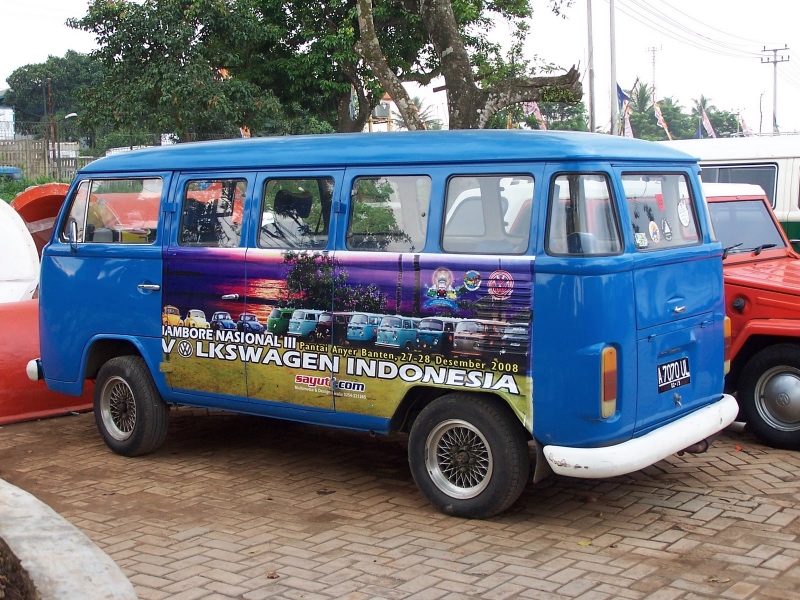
[
  {"left": 658, "top": 0, "right": 782, "bottom": 47},
  {"left": 611, "top": 0, "right": 764, "bottom": 60}
]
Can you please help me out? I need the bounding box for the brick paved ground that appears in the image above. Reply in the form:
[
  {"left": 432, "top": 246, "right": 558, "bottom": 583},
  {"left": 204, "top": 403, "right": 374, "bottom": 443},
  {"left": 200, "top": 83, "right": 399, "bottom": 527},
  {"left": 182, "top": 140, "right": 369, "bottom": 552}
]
[{"left": 1, "top": 408, "right": 800, "bottom": 600}]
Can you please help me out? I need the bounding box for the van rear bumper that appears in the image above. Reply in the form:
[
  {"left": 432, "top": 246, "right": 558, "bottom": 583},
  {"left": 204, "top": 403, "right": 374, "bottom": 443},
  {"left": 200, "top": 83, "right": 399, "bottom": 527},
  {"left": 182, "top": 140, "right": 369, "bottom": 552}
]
[{"left": 543, "top": 393, "right": 738, "bottom": 478}]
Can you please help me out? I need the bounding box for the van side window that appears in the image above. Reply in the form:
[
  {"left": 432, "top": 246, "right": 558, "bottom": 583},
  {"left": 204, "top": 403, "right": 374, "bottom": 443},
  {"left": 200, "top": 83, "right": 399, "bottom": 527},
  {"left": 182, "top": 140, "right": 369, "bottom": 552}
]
[
  {"left": 699, "top": 164, "right": 777, "bottom": 207},
  {"left": 259, "top": 178, "right": 334, "bottom": 249},
  {"left": 623, "top": 173, "right": 699, "bottom": 250},
  {"left": 443, "top": 175, "right": 533, "bottom": 254},
  {"left": 61, "top": 178, "right": 162, "bottom": 244},
  {"left": 347, "top": 176, "right": 430, "bottom": 252},
  {"left": 179, "top": 179, "right": 245, "bottom": 247},
  {"left": 546, "top": 174, "right": 621, "bottom": 256}
]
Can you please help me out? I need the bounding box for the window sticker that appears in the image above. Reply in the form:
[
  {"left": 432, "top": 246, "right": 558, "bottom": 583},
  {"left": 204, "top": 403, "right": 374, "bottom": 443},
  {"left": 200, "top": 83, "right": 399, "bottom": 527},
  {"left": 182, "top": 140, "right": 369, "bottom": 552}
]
[
  {"left": 648, "top": 221, "right": 661, "bottom": 243},
  {"left": 661, "top": 219, "right": 673, "bottom": 241}
]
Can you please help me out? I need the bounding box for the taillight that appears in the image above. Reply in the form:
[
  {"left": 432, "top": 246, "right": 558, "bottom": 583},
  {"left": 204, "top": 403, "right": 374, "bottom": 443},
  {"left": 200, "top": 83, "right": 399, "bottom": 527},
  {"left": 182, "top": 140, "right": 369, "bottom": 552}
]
[
  {"left": 601, "top": 346, "right": 617, "bottom": 419},
  {"left": 724, "top": 316, "right": 731, "bottom": 375}
]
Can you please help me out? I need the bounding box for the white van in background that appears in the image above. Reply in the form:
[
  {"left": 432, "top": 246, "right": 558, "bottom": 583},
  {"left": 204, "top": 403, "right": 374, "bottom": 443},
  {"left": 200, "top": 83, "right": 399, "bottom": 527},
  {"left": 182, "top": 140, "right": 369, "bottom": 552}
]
[{"left": 665, "top": 136, "right": 800, "bottom": 248}]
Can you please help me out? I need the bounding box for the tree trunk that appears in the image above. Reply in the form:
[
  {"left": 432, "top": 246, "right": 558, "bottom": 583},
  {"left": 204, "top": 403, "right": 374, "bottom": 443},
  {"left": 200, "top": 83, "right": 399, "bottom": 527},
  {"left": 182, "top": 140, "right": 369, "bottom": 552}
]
[
  {"left": 355, "top": 0, "right": 425, "bottom": 130},
  {"left": 356, "top": 0, "right": 582, "bottom": 130}
]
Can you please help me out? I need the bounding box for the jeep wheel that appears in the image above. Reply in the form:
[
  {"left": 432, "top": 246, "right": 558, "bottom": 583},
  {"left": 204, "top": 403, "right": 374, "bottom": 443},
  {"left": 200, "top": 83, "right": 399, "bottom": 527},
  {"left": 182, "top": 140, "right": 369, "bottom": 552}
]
[
  {"left": 408, "top": 393, "right": 529, "bottom": 518},
  {"left": 739, "top": 344, "right": 800, "bottom": 450},
  {"left": 95, "top": 356, "right": 169, "bottom": 457}
]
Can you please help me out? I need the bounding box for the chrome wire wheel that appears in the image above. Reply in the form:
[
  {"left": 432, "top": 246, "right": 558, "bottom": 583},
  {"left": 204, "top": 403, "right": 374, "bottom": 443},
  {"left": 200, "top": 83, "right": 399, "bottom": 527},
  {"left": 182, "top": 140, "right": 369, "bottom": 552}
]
[
  {"left": 425, "top": 419, "right": 493, "bottom": 499},
  {"left": 99, "top": 375, "right": 137, "bottom": 442},
  {"left": 754, "top": 365, "right": 800, "bottom": 432}
]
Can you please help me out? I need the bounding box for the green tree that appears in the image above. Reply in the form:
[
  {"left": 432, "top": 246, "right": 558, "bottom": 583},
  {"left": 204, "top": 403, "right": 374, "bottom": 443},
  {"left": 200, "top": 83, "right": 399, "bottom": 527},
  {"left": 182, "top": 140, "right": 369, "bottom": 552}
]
[
  {"left": 357, "top": 0, "right": 582, "bottom": 129},
  {"left": 3, "top": 51, "right": 103, "bottom": 136},
  {"left": 690, "top": 96, "right": 739, "bottom": 138},
  {"left": 69, "top": 0, "right": 313, "bottom": 141},
  {"left": 282, "top": 252, "right": 387, "bottom": 312}
]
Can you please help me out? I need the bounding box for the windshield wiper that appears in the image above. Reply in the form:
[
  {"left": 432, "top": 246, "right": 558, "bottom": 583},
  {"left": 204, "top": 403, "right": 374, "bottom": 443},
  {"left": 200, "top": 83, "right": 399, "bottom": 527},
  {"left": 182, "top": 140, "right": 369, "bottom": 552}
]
[
  {"left": 752, "top": 243, "right": 778, "bottom": 255},
  {"left": 722, "top": 243, "right": 743, "bottom": 259}
]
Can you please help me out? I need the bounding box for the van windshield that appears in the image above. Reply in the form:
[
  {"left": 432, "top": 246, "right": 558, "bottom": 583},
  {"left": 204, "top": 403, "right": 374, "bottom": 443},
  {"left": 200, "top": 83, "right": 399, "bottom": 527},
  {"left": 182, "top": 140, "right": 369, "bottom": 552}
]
[
  {"left": 419, "top": 319, "right": 443, "bottom": 331},
  {"left": 708, "top": 200, "right": 786, "bottom": 254}
]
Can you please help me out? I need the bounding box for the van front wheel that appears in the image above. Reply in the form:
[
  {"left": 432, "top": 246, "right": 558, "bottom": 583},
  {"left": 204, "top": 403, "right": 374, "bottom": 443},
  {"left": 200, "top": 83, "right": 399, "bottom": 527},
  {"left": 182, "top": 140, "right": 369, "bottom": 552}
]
[
  {"left": 408, "top": 394, "right": 529, "bottom": 518},
  {"left": 739, "top": 344, "right": 800, "bottom": 450},
  {"left": 94, "top": 356, "right": 169, "bottom": 457}
]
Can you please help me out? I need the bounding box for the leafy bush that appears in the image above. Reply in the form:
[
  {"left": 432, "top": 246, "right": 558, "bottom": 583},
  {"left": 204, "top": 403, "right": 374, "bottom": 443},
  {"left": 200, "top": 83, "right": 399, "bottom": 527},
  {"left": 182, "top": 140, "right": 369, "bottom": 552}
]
[{"left": 0, "top": 176, "right": 61, "bottom": 204}]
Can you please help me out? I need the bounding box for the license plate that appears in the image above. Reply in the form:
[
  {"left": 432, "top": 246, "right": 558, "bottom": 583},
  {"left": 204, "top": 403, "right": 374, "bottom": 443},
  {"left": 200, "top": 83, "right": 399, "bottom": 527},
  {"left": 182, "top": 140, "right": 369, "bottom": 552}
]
[{"left": 657, "top": 357, "right": 691, "bottom": 393}]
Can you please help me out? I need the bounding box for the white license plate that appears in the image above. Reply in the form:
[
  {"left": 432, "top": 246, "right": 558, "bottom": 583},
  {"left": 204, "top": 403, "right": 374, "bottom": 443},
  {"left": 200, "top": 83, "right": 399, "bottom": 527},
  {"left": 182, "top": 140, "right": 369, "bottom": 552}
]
[{"left": 657, "top": 357, "right": 691, "bottom": 393}]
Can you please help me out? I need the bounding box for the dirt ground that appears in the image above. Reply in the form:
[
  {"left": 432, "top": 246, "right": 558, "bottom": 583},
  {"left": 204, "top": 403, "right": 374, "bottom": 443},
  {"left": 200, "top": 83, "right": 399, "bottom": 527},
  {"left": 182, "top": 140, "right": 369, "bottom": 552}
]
[{"left": 0, "top": 538, "right": 35, "bottom": 600}]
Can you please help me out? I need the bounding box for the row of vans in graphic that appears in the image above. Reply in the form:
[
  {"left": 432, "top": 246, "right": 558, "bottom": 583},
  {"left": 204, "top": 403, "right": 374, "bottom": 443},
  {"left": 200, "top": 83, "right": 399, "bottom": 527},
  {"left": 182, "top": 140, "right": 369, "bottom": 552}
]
[{"left": 266, "top": 308, "right": 530, "bottom": 356}]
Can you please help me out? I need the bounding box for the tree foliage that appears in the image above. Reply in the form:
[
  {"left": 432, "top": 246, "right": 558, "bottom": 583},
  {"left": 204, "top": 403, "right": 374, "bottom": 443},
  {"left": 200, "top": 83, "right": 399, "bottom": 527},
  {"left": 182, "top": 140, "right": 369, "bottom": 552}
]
[
  {"left": 69, "top": 0, "right": 331, "bottom": 140},
  {"left": 282, "top": 252, "right": 387, "bottom": 313},
  {"left": 357, "top": 0, "right": 582, "bottom": 129},
  {"left": 3, "top": 51, "right": 103, "bottom": 135}
]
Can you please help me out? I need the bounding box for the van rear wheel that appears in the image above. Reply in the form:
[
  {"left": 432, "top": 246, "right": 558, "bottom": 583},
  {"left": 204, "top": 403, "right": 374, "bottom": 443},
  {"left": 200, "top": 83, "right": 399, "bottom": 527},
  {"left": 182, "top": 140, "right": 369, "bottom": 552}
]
[
  {"left": 408, "top": 393, "right": 529, "bottom": 518},
  {"left": 739, "top": 344, "right": 800, "bottom": 450},
  {"left": 94, "top": 356, "right": 169, "bottom": 457}
]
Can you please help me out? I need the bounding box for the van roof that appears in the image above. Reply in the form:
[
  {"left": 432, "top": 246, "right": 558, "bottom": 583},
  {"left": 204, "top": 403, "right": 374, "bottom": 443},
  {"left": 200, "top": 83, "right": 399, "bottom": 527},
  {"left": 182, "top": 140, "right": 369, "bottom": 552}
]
[{"left": 80, "top": 130, "right": 696, "bottom": 174}]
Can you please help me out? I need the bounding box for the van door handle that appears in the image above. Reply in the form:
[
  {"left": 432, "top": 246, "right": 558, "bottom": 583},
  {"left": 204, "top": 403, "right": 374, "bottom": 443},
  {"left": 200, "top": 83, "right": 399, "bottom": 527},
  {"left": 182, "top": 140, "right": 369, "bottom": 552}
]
[
  {"left": 672, "top": 305, "right": 686, "bottom": 314},
  {"left": 137, "top": 283, "right": 161, "bottom": 291},
  {"left": 222, "top": 294, "right": 240, "bottom": 300}
]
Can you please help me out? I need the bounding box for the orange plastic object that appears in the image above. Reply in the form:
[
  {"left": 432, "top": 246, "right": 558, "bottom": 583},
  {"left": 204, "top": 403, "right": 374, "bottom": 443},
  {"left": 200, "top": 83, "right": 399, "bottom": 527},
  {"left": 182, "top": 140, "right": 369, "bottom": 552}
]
[
  {"left": 0, "top": 299, "right": 93, "bottom": 425},
  {"left": 10, "top": 183, "right": 69, "bottom": 257}
]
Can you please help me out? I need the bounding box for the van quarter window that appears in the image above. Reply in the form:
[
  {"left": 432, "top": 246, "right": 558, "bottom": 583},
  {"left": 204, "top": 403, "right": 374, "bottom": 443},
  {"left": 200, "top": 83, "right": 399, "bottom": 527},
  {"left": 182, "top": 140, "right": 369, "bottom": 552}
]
[{"left": 546, "top": 173, "right": 621, "bottom": 256}]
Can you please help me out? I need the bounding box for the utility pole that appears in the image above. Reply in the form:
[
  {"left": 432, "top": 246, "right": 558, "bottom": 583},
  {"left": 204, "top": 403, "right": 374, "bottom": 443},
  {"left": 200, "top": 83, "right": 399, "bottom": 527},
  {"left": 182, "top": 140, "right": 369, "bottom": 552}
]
[
  {"left": 646, "top": 46, "right": 661, "bottom": 98},
  {"left": 47, "top": 78, "right": 55, "bottom": 178},
  {"left": 609, "top": 0, "right": 617, "bottom": 135},
  {"left": 587, "top": 0, "right": 596, "bottom": 132},
  {"left": 762, "top": 45, "right": 789, "bottom": 134}
]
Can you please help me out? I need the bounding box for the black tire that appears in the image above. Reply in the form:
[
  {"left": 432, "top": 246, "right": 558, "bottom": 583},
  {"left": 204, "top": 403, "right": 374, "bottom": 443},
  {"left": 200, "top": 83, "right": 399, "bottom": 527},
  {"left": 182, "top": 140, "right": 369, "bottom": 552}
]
[
  {"left": 739, "top": 344, "right": 800, "bottom": 450},
  {"left": 408, "top": 393, "right": 529, "bottom": 518},
  {"left": 94, "top": 356, "right": 169, "bottom": 457}
]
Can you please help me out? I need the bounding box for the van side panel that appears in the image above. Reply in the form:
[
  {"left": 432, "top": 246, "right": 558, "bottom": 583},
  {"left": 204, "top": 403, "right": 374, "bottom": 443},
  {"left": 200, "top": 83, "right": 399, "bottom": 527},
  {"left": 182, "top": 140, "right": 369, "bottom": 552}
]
[
  {"left": 331, "top": 253, "right": 534, "bottom": 426},
  {"left": 532, "top": 261, "right": 637, "bottom": 447}
]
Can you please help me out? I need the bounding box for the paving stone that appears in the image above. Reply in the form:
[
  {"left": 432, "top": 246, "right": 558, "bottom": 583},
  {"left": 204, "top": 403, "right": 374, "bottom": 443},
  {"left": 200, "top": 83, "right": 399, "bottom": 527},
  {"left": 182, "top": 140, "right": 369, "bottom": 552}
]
[{"left": 4, "top": 411, "right": 800, "bottom": 599}]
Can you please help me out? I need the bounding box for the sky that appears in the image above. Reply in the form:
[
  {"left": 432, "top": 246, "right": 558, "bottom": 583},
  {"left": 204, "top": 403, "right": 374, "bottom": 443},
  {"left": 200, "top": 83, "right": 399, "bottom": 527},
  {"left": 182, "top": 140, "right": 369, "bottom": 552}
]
[{"left": 2, "top": 0, "right": 799, "bottom": 135}]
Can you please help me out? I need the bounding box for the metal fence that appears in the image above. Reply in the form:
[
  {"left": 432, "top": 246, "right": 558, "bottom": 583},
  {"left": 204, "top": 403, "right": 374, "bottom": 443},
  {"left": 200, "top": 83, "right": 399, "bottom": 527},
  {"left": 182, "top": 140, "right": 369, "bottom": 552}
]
[{"left": 1, "top": 121, "right": 249, "bottom": 180}]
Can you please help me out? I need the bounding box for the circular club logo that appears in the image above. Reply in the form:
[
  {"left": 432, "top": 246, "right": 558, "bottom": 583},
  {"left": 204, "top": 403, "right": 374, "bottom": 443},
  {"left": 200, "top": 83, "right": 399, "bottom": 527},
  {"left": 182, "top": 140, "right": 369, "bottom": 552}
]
[
  {"left": 463, "top": 270, "right": 482, "bottom": 292},
  {"left": 177, "top": 340, "right": 194, "bottom": 358},
  {"left": 487, "top": 270, "right": 514, "bottom": 300}
]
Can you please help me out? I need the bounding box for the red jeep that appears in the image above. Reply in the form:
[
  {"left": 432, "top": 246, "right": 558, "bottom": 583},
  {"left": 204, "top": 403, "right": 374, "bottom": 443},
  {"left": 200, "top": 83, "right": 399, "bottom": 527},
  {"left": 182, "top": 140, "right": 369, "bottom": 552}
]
[{"left": 706, "top": 183, "right": 800, "bottom": 449}]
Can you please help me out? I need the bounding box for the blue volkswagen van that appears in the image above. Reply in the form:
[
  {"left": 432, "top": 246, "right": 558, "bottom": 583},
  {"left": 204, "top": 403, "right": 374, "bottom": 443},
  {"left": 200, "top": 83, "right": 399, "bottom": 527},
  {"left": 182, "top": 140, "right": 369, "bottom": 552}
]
[
  {"left": 416, "top": 316, "right": 460, "bottom": 355},
  {"left": 346, "top": 312, "right": 383, "bottom": 344},
  {"left": 287, "top": 309, "right": 323, "bottom": 339},
  {"left": 375, "top": 315, "right": 421, "bottom": 351},
  {"left": 29, "top": 130, "right": 737, "bottom": 518}
]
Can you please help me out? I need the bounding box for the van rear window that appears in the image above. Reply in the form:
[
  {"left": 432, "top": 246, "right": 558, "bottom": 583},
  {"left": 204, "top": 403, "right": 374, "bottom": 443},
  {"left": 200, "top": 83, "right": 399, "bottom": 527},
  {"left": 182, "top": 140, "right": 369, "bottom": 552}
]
[{"left": 623, "top": 173, "right": 699, "bottom": 251}]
